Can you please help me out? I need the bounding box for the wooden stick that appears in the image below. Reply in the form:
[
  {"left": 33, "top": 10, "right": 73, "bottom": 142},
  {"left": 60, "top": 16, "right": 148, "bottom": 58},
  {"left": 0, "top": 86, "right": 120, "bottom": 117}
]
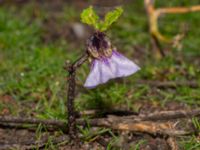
[
  {"left": 111, "top": 121, "right": 190, "bottom": 136},
  {"left": 0, "top": 109, "right": 199, "bottom": 136},
  {"left": 1, "top": 109, "right": 199, "bottom": 126},
  {"left": 138, "top": 109, "right": 200, "bottom": 121}
]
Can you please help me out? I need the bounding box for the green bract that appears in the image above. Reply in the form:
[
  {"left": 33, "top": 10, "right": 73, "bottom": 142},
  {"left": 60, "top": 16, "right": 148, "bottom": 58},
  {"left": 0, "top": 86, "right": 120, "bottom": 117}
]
[
  {"left": 81, "top": 6, "right": 99, "bottom": 29},
  {"left": 100, "top": 7, "right": 123, "bottom": 31},
  {"left": 81, "top": 6, "right": 123, "bottom": 32}
]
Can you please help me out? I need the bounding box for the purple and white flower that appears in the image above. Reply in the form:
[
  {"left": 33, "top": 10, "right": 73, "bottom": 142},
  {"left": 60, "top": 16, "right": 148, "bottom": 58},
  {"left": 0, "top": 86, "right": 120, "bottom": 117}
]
[{"left": 84, "top": 32, "right": 140, "bottom": 88}]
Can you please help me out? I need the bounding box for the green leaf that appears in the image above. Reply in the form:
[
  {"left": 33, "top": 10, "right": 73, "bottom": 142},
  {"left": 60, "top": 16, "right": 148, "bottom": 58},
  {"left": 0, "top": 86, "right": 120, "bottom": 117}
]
[
  {"left": 80, "top": 6, "right": 123, "bottom": 31},
  {"left": 80, "top": 6, "right": 99, "bottom": 29},
  {"left": 100, "top": 7, "right": 123, "bottom": 31}
]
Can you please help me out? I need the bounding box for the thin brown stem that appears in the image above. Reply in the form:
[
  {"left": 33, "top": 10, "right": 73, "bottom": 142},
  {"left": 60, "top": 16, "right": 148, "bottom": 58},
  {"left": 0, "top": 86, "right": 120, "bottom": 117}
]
[
  {"left": 66, "top": 53, "right": 89, "bottom": 140},
  {"left": 144, "top": 0, "right": 166, "bottom": 57},
  {"left": 151, "top": 33, "right": 165, "bottom": 57}
]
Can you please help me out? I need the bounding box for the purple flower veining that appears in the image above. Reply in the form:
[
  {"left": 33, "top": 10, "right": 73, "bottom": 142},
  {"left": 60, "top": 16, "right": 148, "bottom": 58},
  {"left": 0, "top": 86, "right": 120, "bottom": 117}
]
[{"left": 84, "top": 32, "right": 140, "bottom": 88}]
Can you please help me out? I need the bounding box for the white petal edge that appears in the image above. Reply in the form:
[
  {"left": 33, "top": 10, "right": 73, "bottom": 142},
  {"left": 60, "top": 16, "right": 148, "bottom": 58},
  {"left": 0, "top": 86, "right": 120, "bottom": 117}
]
[
  {"left": 84, "top": 51, "right": 140, "bottom": 88},
  {"left": 110, "top": 51, "right": 140, "bottom": 77}
]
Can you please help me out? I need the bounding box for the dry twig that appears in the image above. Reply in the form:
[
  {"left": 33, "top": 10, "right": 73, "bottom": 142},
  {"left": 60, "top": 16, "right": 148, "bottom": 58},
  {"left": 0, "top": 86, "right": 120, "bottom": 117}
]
[
  {"left": 139, "top": 109, "right": 200, "bottom": 121},
  {"left": 0, "top": 109, "right": 199, "bottom": 137},
  {"left": 144, "top": 0, "right": 200, "bottom": 56},
  {"left": 78, "top": 109, "right": 138, "bottom": 117}
]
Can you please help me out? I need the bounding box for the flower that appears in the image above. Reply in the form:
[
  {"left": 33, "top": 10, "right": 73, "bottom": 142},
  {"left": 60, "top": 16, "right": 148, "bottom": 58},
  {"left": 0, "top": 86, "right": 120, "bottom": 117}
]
[{"left": 84, "top": 32, "right": 140, "bottom": 88}]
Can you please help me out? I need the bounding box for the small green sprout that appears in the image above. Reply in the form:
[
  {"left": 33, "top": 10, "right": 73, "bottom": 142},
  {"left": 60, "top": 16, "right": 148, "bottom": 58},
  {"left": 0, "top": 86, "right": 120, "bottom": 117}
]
[
  {"left": 81, "top": 6, "right": 99, "bottom": 30},
  {"left": 81, "top": 6, "right": 123, "bottom": 31}
]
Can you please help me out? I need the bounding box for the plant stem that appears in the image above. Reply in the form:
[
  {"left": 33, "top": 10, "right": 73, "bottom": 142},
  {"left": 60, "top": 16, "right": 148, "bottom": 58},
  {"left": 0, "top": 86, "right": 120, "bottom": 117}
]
[{"left": 66, "top": 53, "right": 89, "bottom": 140}]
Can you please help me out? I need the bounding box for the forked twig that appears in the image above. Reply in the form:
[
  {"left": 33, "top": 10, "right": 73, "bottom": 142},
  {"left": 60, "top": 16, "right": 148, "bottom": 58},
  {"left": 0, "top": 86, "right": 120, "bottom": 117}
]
[
  {"left": 0, "top": 109, "right": 199, "bottom": 137},
  {"left": 144, "top": 0, "right": 200, "bottom": 57},
  {"left": 66, "top": 52, "right": 89, "bottom": 140}
]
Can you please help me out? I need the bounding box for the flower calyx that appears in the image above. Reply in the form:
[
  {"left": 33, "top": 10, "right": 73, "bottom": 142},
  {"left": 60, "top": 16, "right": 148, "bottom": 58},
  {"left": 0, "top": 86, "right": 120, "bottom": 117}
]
[{"left": 86, "top": 31, "right": 113, "bottom": 59}]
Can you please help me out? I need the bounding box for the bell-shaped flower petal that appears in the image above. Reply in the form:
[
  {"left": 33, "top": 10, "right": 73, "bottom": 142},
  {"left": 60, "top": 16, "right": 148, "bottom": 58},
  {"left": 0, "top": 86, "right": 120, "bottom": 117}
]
[{"left": 84, "top": 50, "right": 140, "bottom": 88}]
